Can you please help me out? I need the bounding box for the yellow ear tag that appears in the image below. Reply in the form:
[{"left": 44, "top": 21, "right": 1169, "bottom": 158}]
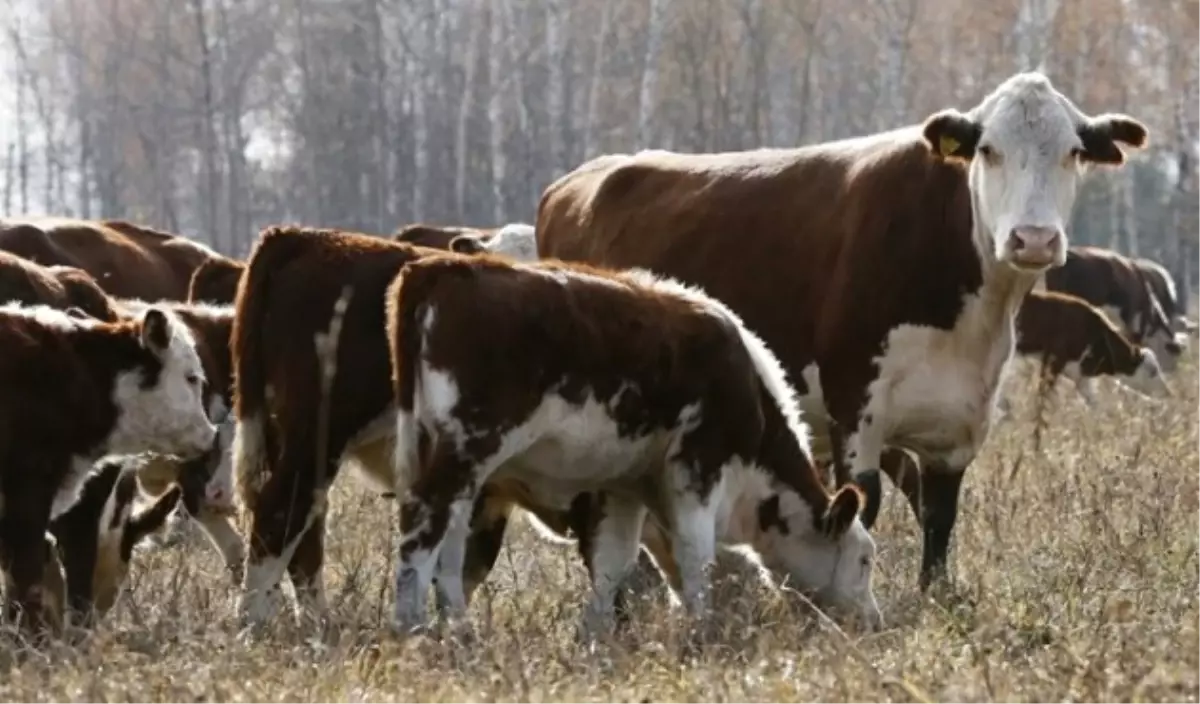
[{"left": 939, "top": 135, "right": 961, "bottom": 157}]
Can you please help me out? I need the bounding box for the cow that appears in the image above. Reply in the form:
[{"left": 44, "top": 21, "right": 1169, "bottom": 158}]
[
  {"left": 536, "top": 71, "right": 1149, "bottom": 591},
  {"left": 45, "top": 458, "right": 184, "bottom": 630},
  {"left": 393, "top": 224, "right": 496, "bottom": 250},
  {"left": 1041, "top": 246, "right": 1185, "bottom": 371},
  {"left": 0, "top": 250, "right": 118, "bottom": 322},
  {"left": 107, "top": 298, "right": 243, "bottom": 581},
  {"left": 446, "top": 223, "right": 539, "bottom": 261},
  {"left": 999, "top": 290, "right": 1172, "bottom": 414},
  {"left": 232, "top": 226, "right": 442, "bottom": 629},
  {"left": 1134, "top": 256, "right": 1196, "bottom": 335},
  {"left": 188, "top": 254, "right": 247, "bottom": 305},
  {"left": 0, "top": 302, "right": 215, "bottom": 635},
  {"left": 393, "top": 222, "right": 538, "bottom": 262},
  {"left": 0, "top": 217, "right": 224, "bottom": 302},
  {"left": 385, "top": 253, "right": 881, "bottom": 638}
]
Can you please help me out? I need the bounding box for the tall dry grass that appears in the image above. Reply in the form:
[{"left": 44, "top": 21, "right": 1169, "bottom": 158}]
[{"left": 0, "top": 356, "right": 1195, "bottom": 702}]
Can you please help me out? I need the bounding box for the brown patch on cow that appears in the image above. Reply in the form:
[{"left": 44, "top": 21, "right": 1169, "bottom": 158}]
[
  {"left": 188, "top": 255, "right": 246, "bottom": 305},
  {"left": 0, "top": 218, "right": 223, "bottom": 301},
  {"left": 0, "top": 251, "right": 118, "bottom": 322}
]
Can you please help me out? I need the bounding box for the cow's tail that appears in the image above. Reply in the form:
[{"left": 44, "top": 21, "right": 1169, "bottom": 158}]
[
  {"left": 386, "top": 259, "right": 441, "bottom": 489},
  {"left": 230, "top": 227, "right": 305, "bottom": 524}
]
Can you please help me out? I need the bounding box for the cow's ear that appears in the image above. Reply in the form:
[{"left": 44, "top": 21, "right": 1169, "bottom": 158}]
[
  {"left": 821, "top": 485, "right": 864, "bottom": 539},
  {"left": 449, "top": 235, "right": 486, "bottom": 254},
  {"left": 922, "top": 109, "right": 981, "bottom": 162},
  {"left": 140, "top": 308, "right": 173, "bottom": 354},
  {"left": 127, "top": 486, "right": 182, "bottom": 547},
  {"left": 1078, "top": 113, "right": 1149, "bottom": 165}
]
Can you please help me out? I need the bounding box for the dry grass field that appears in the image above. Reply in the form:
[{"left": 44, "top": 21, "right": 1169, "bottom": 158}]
[{"left": 0, "top": 356, "right": 1195, "bottom": 702}]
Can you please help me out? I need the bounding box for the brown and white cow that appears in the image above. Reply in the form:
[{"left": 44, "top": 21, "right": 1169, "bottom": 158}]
[
  {"left": 537, "top": 72, "right": 1149, "bottom": 590},
  {"left": 445, "top": 223, "right": 539, "bottom": 261},
  {"left": 187, "top": 254, "right": 247, "bottom": 305},
  {"left": 46, "top": 458, "right": 184, "bottom": 629},
  {"left": 108, "top": 298, "right": 243, "bottom": 580},
  {"left": 0, "top": 250, "right": 118, "bottom": 322},
  {"left": 385, "top": 254, "right": 880, "bottom": 638},
  {"left": 232, "top": 226, "right": 440, "bottom": 628},
  {"left": 1041, "top": 246, "right": 1185, "bottom": 371},
  {"left": 393, "top": 222, "right": 538, "bottom": 262},
  {"left": 1005, "top": 290, "right": 1171, "bottom": 411},
  {"left": 0, "top": 302, "right": 215, "bottom": 634},
  {"left": 0, "top": 217, "right": 224, "bottom": 302},
  {"left": 1134, "top": 256, "right": 1196, "bottom": 336}
]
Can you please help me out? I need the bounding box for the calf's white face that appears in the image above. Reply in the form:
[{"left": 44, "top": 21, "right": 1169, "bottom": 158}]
[
  {"left": 109, "top": 308, "right": 217, "bottom": 459},
  {"left": 922, "top": 72, "right": 1148, "bottom": 273},
  {"left": 1126, "top": 347, "right": 1172, "bottom": 398},
  {"left": 770, "top": 487, "right": 882, "bottom": 631}
]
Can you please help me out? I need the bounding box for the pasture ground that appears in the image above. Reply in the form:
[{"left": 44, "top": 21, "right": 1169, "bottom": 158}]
[{"left": 0, "top": 357, "right": 1196, "bottom": 702}]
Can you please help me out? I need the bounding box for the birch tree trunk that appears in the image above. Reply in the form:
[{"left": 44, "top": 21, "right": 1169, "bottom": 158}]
[
  {"left": 488, "top": 0, "right": 508, "bottom": 224},
  {"left": 545, "top": 0, "right": 569, "bottom": 175},
  {"left": 636, "top": 0, "right": 669, "bottom": 148},
  {"left": 455, "top": 3, "right": 482, "bottom": 219},
  {"left": 582, "top": 0, "right": 615, "bottom": 159}
]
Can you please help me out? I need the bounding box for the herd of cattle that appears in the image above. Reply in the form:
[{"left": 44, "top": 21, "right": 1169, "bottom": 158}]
[{"left": 0, "top": 71, "right": 1192, "bottom": 646}]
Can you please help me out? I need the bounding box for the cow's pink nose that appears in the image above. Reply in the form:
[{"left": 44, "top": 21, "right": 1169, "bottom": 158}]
[{"left": 1006, "top": 226, "right": 1063, "bottom": 268}]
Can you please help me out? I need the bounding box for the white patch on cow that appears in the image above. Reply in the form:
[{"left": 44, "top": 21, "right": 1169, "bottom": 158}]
[
  {"left": 237, "top": 493, "right": 324, "bottom": 629},
  {"left": 852, "top": 288, "right": 1021, "bottom": 476},
  {"left": 1124, "top": 347, "right": 1171, "bottom": 398},
  {"left": 0, "top": 301, "right": 101, "bottom": 331},
  {"left": 108, "top": 308, "right": 216, "bottom": 459},
  {"left": 205, "top": 414, "right": 236, "bottom": 510},
  {"left": 51, "top": 456, "right": 100, "bottom": 519},
  {"left": 481, "top": 223, "right": 538, "bottom": 262}
]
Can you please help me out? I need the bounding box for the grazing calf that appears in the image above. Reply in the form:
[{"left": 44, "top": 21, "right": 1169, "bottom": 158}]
[
  {"left": 0, "top": 303, "right": 215, "bottom": 634},
  {"left": 0, "top": 250, "right": 117, "bottom": 322},
  {"left": 1011, "top": 291, "right": 1170, "bottom": 406},
  {"left": 1042, "top": 246, "right": 1184, "bottom": 371},
  {"left": 447, "top": 223, "right": 538, "bottom": 261},
  {"left": 232, "top": 227, "right": 436, "bottom": 628},
  {"left": 188, "top": 255, "right": 246, "bottom": 305},
  {"left": 46, "top": 459, "right": 183, "bottom": 628},
  {"left": 110, "top": 298, "right": 243, "bottom": 580},
  {"left": 386, "top": 254, "right": 882, "bottom": 638}
]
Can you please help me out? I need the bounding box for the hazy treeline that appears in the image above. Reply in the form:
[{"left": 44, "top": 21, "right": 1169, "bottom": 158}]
[{"left": 1, "top": 0, "right": 1196, "bottom": 290}]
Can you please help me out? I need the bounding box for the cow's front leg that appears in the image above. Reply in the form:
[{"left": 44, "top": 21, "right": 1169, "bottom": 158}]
[
  {"left": 880, "top": 456, "right": 967, "bottom": 592},
  {"left": 577, "top": 495, "right": 646, "bottom": 644}
]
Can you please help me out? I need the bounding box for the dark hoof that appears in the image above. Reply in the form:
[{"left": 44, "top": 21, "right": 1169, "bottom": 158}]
[{"left": 854, "top": 469, "right": 883, "bottom": 530}]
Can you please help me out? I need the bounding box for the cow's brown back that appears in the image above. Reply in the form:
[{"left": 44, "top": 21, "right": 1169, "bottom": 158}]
[
  {"left": 393, "top": 224, "right": 498, "bottom": 251},
  {"left": 537, "top": 133, "right": 976, "bottom": 422},
  {"left": 0, "top": 218, "right": 219, "bottom": 302},
  {"left": 0, "top": 250, "right": 117, "bottom": 322}
]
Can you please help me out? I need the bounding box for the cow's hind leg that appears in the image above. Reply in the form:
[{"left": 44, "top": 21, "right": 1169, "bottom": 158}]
[
  {"left": 435, "top": 488, "right": 513, "bottom": 617},
  {"left": 237, "top": 440, "right": 326, "bottom": 632},
  {"left": 285, "top": 500, "right": 328, "bottom": 629},
  {"left": 578, "top": 494, "right": 646, "bottom": 643}
]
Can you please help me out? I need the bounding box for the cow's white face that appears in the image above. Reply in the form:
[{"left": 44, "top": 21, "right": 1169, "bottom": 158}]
[
  {"left": 770, "top": 486, "right": 883, "bottom": 631},
  {"left": 922, "top": 73, "right": 1148, "bottom": 273},
  {"left": 1126, "top": 347, "right": 1172, "bottom": 398},
  {"left": 109, "top": 308, "right": 217, "bottom": 459}
]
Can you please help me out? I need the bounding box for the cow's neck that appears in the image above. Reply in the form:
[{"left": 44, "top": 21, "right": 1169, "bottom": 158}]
[{"left": 719, "top": 464, "right": 822, "bottom": 554}]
